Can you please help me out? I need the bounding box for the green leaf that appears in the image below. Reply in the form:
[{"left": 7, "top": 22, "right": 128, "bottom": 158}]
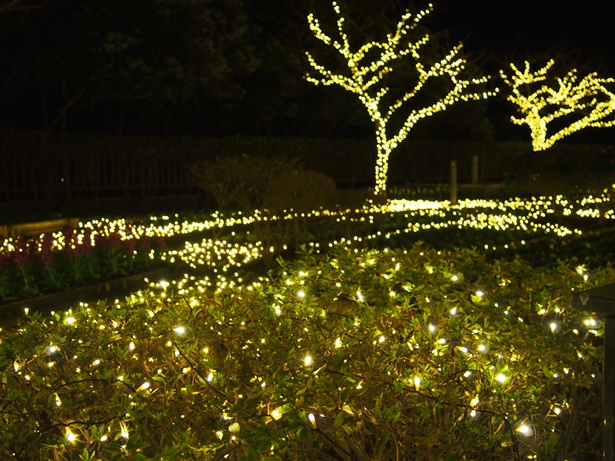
[{"left": 334, "top": 411, "right": 345, "bottom": 429}]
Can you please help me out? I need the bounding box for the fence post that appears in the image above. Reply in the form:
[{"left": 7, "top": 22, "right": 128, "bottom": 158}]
[
  {"left": 572, "top": 282, "right": 615, "bottom": 461},
  {"left": 450, "top": 160, "right": 458, "bottom": 205},
  {"left": 471, "top": 155, "right": 479, "bottom": 185}
]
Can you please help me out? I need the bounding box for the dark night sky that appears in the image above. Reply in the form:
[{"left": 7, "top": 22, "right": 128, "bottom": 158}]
[
  {"left": 0, "top": 0, "right": 615, "bottom": 136},
  {"left": 432, "top": 0, "right": 615, "bottom": 72}
]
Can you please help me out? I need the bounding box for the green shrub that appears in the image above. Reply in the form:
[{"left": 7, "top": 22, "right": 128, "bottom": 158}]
[
  {"left": 1, "top": 244, "right": 612, "bottom": 460},
  {"left": 188, "top": 154, "right": 296, "bottom": 216}
]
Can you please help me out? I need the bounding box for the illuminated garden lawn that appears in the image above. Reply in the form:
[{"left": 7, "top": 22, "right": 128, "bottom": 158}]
[{"left": 1, "top": 190, "right": 615, "bottom": 460}]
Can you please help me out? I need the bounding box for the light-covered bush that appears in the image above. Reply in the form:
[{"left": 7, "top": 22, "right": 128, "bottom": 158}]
[{"left": 1, "top": 244, "right": 612, "bottom": 460}]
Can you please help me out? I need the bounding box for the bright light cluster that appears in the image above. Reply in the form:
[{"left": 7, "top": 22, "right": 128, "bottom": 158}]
[
  {"left": 162, "top": 238, "right": 267, "bottom": 273},
  {"left": 306, "top": 2, "right": 497, "bottom": 195},
  {"left": 142, "top": 191, "right": 614, "bottom": 308},
  {"left": 501, "top": 60, "right": 615, "bottom": 151}
]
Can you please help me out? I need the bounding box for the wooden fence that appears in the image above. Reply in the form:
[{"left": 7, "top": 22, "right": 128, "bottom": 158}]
[{"left": 1, "top": 131, "right": 606, "bottom": 217}]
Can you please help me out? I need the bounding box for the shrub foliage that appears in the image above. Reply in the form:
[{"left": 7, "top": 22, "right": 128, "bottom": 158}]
[{"left": 1, "top": 244, "right": 612, "bottom": 460}]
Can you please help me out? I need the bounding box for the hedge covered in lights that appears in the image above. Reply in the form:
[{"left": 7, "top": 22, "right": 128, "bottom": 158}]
[{"left": 1, "top": 244, "right": 613, "bottom": 460}]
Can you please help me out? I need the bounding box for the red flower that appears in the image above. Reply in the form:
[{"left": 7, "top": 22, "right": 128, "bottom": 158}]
[
  {"left": 12, "top": 238, "right": 30, "bottom": 268},
  {"left": 121, "top": 238, "right": 137, "bottom": 253},
  {"left": 39, "top": 233, "right": 54, "bottom": 268},
  {"left": 138, "top": 237, "right": 151, "bottom": 252}
]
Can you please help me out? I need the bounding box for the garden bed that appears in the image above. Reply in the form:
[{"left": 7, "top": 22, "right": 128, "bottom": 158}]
[{"left": 0, "top": 266, "right": 179, "bottom": 325}]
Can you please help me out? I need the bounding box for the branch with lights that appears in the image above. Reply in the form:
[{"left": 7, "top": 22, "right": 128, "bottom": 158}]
[
  {"left": 305, "top": 1, "right": 497, "bottom": 195},
  {"left": 501, "top": 60, "right": 615, "bottom": 151}
]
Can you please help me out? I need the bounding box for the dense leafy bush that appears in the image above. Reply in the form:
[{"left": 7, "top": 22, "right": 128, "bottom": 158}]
[{"left": 1, "top": 244, "right": 612, "bottom": 460}]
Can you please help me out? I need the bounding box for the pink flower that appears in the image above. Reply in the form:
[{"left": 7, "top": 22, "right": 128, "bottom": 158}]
[
  {"left": 138, "top": 237, "right": 151, "bottom": 252},
  {"left": 0, "top": 252, "right": 8, "bottom": 269},
  {"left": 12, "top": 238, "right": 30, "bottom": 268},
  {"left": 121, "top": 238, "right": 137, "bottom": 253},
  {"left": 39, "top": 233, "right": 54, "bottom": 268},
  {"left": 64, "top": 228, "right": 93, "bottom": 258},
  {"left": 98, "top": 231, "right": 122, "bottom": 249}
]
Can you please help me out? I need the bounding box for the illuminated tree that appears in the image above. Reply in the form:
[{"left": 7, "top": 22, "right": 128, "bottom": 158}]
[
  {"left": 501, "top": 60, "right": 615, "bottom": 151},
  {"left": 305, "top": 2, "right": 496, "bottom": 196}
]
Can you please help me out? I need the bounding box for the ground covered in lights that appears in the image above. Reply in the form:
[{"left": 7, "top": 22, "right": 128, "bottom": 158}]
[{"left": 1, "top": 190, "right": 615, "bottom": 460}]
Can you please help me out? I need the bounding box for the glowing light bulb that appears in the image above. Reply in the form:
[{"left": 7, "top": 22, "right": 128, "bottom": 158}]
[
  {"left": 517, "top": 424, "right": 533, "bottom": 436},
  {"left": 65, "top": 429, "right": 77, "bottom": 443}
]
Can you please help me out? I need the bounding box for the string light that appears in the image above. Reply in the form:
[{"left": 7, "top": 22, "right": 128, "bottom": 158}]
[
  {"left": 65, "top": 428, "right": 77, "bottom": 443},
  {"left": 306, "top": 2, "right": 497, "bottom": 195},
  {"left": 517, "top": 423, "right": 533, "bottom": 436},
  {"left": 501, "top": 60, "right": 615, "bottom": 151}
]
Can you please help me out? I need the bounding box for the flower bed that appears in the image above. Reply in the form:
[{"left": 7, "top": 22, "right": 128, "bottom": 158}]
[{"left": 0, "top": 220, "right": 167, "bottom": 303}]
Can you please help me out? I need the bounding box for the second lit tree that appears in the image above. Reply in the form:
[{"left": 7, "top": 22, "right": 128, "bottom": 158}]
[{"left": 501, "top": 60, "right": 615, "bottom": 151}]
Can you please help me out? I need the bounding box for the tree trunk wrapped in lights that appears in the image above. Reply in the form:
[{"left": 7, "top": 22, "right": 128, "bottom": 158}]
[
  {"left": 305, "top": 2, "right": 496, "bottom": 196},
  {"left": 501, "top": 60, "right": 615, "bottom": 152}
]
